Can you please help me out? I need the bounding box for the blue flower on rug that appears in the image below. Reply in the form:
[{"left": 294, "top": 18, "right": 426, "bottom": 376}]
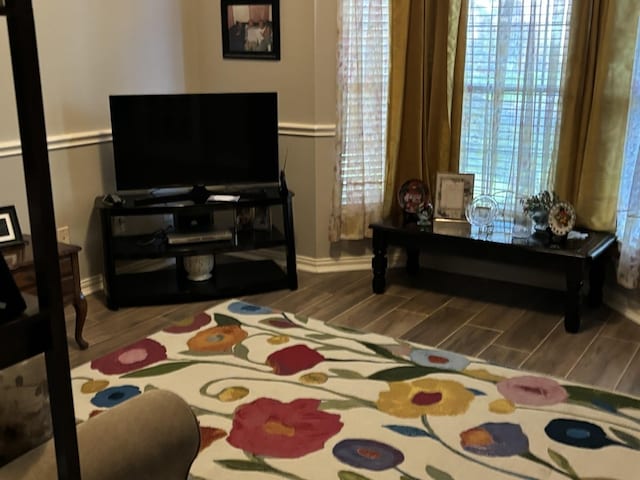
[
  {"left": 227, "top": 301, "right": 272, "bottom": 315},
  {"left": 545, "top": 418, "right": 621, "bottom": 449},
  {"left": 333, "top": 439, "right": 404, "bottom": 471},
  {"left": 91, "top": 385, "right": 141, "bottom": 408},
  {"left": 460, "top": 422, "right": 529, "bottom": 457},
  {"left": 409, "top": 348, "right": 470, "bottom": 371}
]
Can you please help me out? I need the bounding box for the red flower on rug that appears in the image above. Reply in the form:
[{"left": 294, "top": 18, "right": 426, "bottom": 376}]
[
  {"left": 163, "top": 312, "right": 212, "bottom": 334},
  {"left": 227, "top": 398, "right": 343, "bottom": 458},
  {"left": 91, "top": 338, "right": 167, "bottom": 374},
  {"left": 187, "top": 325, "right": 248, "bottom": 353},
  {"left": 266, "top": 344, "right": 325, "bottom": 375}
]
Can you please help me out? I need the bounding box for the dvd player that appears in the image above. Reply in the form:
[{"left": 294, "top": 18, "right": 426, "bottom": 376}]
[{"left": 166, "top": 229, "right": 233, "bottom": 245}]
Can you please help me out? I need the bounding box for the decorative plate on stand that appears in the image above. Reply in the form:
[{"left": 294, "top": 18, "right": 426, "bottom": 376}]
[
  {"left": 465, "top": 194, "right": 499, "bottom": 228},
  {"left": 398, "top": 179, "right": 428, "bottom": 214},
  {"left": 548, "top": 202, "right": 576, "bottom": 236}
]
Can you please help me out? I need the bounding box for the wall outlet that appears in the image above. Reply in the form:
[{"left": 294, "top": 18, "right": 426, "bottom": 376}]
[{"left": 57, "top": 225, "right": 70, "bottom": 244}]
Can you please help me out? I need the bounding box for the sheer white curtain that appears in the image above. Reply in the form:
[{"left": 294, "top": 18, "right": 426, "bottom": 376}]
[
  {"left": 616, "top": 21, "right": 640, "bottom": 290},
  {"left": 459, "top": 0, "right": 572, "bottom": 216},
  {"left": 329, "top": 0, "right": 390, "bottom": 241}
]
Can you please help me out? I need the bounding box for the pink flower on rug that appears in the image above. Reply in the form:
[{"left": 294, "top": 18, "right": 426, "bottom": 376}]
[
  {"left": 227, "top": 398, "right": 343, "bottom": 458},
  {"left": 266, "top": 344, "right": 325, "bottom": 375},
  {"left": 497, "top": 375, "right": 568, "bottom": 406},
  {"left": 91, "top": 338, "right": 167, "bottom": 375},
  {"left": 163, "top": 312, "right": 211, "bottom": 334}
]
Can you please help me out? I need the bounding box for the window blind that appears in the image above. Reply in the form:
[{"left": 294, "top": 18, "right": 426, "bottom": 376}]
[
  {"left": 337, "top": 0, "right": 390, "bottom": 206},
  {"left": 459, "top": 0, "right": 572, "bottom": 210}
]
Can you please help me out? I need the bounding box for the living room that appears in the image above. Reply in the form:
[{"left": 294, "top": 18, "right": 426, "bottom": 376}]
[{"left": 2, "top": 1, "right": 640, "bottom": 479}]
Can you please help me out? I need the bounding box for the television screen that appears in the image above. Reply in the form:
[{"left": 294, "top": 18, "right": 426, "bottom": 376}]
[{"left": 109, "top": 92, "right": 280, "bottom": 192}]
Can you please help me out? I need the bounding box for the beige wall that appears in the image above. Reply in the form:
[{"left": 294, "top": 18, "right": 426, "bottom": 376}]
[{"left": 0, "top": 0, "right": 345, "bottom": 283}]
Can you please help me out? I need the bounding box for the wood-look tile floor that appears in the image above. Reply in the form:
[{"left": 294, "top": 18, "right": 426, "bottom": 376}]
[{"left": 66, "top": 268, "right": 640, "bottom": 397}]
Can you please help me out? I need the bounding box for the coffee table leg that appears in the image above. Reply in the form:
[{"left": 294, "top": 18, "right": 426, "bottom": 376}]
[
  {"left": 564, "top": 261, "right": 584, "bottom": 333},
  {"left": 406, "top": 247, "right": 419, "bottom": 275},
  {"left": 587, "top": 256, "right": 606, "bottom": 307},
  {"left": 372, "top": 232, "right": 388, "bottom": 293}
]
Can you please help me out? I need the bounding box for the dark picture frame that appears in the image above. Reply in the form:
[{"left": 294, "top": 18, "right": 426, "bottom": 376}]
[
  {"left": 221, "top": 0, "right": 280, "bottom": 60},
  {"left": 0, "top": 205, "right": 24, "bottom": 248}
]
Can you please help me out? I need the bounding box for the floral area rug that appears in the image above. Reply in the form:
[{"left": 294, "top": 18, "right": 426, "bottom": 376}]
[{"left": 71, "top": 299, "right": 640, "bottom": 480}]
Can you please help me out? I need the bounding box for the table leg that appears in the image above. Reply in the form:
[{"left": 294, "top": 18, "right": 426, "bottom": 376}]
[
  {"left": 587, "top": 256, "right": 606, "bottom": 307},
  {"left": 73, "top": 292, "right": 89, "bottom": 349},
  {"left": 406, "top": 247, "right": 419, "bottom": 275},
  {"left": 372, "top": 232, "right": 388, "bottom": 294},
  {"left": 564, "top": 260, "right": 584, "bottom": 333}
]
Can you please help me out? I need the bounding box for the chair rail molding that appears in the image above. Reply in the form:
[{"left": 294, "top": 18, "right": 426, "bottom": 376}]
[
  {"left": 0, "top": 129, "right": 112, "bottom": 158},
  {"left": 0, "top": 122, "right": 336, "bottom": 159}
]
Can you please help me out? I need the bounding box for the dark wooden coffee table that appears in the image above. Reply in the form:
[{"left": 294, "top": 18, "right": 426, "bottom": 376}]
[{"left": 369, "top": 220, "right": 616, "bottom": 333}]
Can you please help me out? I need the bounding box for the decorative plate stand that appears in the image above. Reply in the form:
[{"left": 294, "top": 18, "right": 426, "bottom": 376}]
[
  {"left": 398, "top": 179, "right": 429, "bottom": 225},
  {"left": 465, "top": 194, "right": 499, "bottom": 232},
  {"left": 548, "top": 201, "right": 576, "bottom": 239}
]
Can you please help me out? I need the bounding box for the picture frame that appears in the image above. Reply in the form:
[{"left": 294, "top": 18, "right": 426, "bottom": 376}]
[
  {"left": 253, "top": 206, "right": 271, "bottom": 231},
  {"left": 434, "top": 173, "right": 475, "bottom": 221},
  {"left": 221, "top": 0, "right": 281, "bottom": 60},
  {"left": 0, "top": 205, "right": 24, "bottom": 248}
]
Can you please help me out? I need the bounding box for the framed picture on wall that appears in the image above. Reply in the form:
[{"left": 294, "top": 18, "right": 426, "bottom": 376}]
[
  {"left": 221, "top": 0, "right": 281, "bottom": 60},
  {"left": 0, "top": 205, "right": 24, "bottom": 249}
]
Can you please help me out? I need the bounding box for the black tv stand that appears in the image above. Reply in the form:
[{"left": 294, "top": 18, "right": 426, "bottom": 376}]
[
  {"left": 95, "top": 189, "right": 298, "bottom": 310},
  {"left": 134, "top": 185, "right": 213, "bottom": 206}
]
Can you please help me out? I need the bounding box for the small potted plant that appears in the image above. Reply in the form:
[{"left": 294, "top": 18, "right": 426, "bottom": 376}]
[{"left": 520, "top": 190, "right": 560, "bottom": 231}]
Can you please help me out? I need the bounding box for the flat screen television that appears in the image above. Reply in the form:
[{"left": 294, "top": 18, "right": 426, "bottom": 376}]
[{"left": 109, "top": 92, "right": 280, "bottom": 203}]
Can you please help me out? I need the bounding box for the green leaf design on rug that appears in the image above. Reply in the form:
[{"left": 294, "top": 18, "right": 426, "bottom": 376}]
[
  {"left": 213, "top": 313, "right": 241, "bottom": 326},
  {"left": 610, "top": 428, "right": 640, "bottom": 449},
  {"left": 307, "top": 333, "right": 336, "bottom": 340},
  {"left": 369, "top": 366, "right": 441, "bottom": 382},
  {"left": 233, "top": 343, "right": 249, "bottom": 360},
  {"left": 215, "top": 459, "right": 276, "bottom": 472},
  {"left": 294, "top": 314, "right": 309, "bottom": 324},
  {"left": 547, "top": 449, "right": 578, "bottom": 478},
  {"left": 338, "top": 471, "right": 373, "bottom": 480},
  {"left": 329, "top": 368, "right": 365, "bottom": 379},
  {"left": 426, "top": 465, "right": 455, "bottom": 480},
  {"left": 321, "top": 399, "right": 367, "bottom": 410},
  {"left": 121, "top": 361, "right": 194, "bottom": 378},
  {"left": 360, "top": 341, "right": 399, "bottom": 360},
  {"left": 565, "top": 385, "right": 640, "bottom": 412}
]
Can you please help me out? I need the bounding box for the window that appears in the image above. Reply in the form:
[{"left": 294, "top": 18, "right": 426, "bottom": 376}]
[
  {"left": 616, "top": 21, "right": 640, "bottom": 289},
  {"left": 459, "top": 0, "right": 572, "bottom": 210},
  {"left": 337, "top": 0, "right": 390, "bottom": 207}
]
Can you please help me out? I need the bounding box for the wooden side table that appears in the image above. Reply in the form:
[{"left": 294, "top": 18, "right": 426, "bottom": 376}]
[{"left": 2, "top": 235, "right": 88, "bottom": 349}]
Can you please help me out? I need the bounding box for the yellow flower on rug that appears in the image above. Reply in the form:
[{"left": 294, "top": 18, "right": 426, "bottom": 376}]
[{"left": 376, "top": 378, "right": 474, "bottom": 418}]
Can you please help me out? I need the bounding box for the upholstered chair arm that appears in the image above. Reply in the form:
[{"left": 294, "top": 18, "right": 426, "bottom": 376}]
[{"left": 0, "top": 389, "right": 200, "bottom": 480}]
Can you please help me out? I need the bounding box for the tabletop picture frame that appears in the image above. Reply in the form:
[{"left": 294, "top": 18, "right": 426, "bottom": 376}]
[
  {"left": 434, "top": 173, "right": 475, "bottom": 221},
  {"left": 0, "top": 205, "right": 24, "bottom": 249},
  {"left": 221, "top": 0, "right": 281, "bottom": 60}
]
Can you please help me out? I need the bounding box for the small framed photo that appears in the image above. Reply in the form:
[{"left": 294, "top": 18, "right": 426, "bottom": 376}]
[
  {"left": 221, "top": 0, "right": 281, "bottom": 60},
  {"left": 0, "top": 205, "right": 24, "bottom": 248},
  {"left": 434, "top": 173, "right": 475, "bottom": 221},
  {"left": 236, "top": 207, "right": 254, "bottom": 231},
  {"left": 253, "top": 206, "right": 271, "bottom": 231}
]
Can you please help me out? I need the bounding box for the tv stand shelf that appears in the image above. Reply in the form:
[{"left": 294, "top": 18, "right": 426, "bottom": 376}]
[{"left": 95, "top": 191, "right": 297, "bottom": 310}]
